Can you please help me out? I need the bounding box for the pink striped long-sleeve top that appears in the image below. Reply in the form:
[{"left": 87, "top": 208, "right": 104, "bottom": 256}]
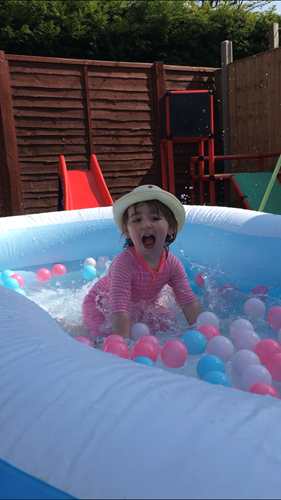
[{"left": 91, "top": 246, "right": 196, "bottom": 314}]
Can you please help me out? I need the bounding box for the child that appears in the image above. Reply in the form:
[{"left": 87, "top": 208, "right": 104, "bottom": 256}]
[{"left": 82, "top": 184, "right": 201, "bottom": 339}]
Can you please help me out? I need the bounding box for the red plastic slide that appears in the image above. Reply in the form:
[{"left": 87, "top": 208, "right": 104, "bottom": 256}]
[{"left": 58, "top": 155, "right": 113, "bottom": 210}]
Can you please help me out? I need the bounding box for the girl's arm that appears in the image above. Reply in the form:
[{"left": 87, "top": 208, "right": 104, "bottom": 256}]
[
  {"left": 111, "top": 312, "right": 131, "bottom": 339},
  {"left": 181, "top": 300, "right": 202, "bottom": 328}
]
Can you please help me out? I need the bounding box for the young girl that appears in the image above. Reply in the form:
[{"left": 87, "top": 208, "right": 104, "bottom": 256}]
[{"left": 82, "top": 184, "right": 201, "bottom": 339}]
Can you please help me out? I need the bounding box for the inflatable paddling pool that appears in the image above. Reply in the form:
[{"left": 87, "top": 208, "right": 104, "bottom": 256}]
[{"left": 1, "top": 205, "right": 281, "bottom": 499}]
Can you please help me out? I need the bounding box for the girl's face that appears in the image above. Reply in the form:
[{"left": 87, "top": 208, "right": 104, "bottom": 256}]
[{"left": 124, "top": 202, "right": 175, "bottom": 260}]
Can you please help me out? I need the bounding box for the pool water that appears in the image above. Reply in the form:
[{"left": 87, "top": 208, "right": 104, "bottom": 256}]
[{"left": 5, "top": 252, "right": 281, "bottom": 397}]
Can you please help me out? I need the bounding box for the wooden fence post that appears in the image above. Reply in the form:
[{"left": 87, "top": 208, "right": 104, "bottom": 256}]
[
  {"left": 0, "top": 51, "right": 24, "bottom": 215},
  {"left": 83, "top": 64, "right": 94, "bottom": 157},
  {"left": 269, "top": 23, "right": 279, "bottom": 49},
  {"left": 152, "top": 61, "right": 166, "bottom": 187},
  {"left": 221, "top": 40, "right": 233, "bottom": 173}
]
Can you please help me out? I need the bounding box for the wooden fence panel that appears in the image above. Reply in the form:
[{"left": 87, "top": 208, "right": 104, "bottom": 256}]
[
  {"left": 229, "top": 48, "right": 281, "bottom": 173},
  {"left": 0, "top": 53, "right": 217, "bottom": 215}
]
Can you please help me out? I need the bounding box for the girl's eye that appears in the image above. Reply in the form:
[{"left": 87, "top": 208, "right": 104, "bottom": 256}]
[
  {"left": 133, "top": 217, "right": 141, "bottom": 223},
  {"left": 152, "top": 216, "right": 160, "bottom": 221}
]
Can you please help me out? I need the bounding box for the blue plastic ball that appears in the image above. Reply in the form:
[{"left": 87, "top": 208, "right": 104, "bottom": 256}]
[
  {"left": 189, "top": 280, "right": 199, "bottom": 295},
  {"left": 197, "top": 355, "right": 225, "bottom": 380},
  {"left": 133, "top": 356, "right": 156, "bottom": 367},
  {"left": 239, "top": 284, "right": 253, "bottom": 293},
  {"left": 182, "top": 330, "right": 207, "bottom": 355},
  {"left": 3, "top": 278, "right": 19, "bottom": 290},
  {"left": 1, "top": 270, "right": 13, "bottom": 283},
  {"left": 82, "top": 265, "right": 97, "bottom": 280},
  {"left": 15, "top": 288, "right": 27, "bottom": 296},
  {"left": 202, "top": 370, "right": 232, "bottom": 387}
]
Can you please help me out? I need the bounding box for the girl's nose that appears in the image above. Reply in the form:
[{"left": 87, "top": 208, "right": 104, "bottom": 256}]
[{"left": 141, "top": 219, "right": 152, "bottom": 229}]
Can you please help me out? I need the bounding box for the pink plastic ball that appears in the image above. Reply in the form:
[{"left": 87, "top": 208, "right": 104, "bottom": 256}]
[
  {"left": 130, "top": 323, "right": 150, "bottom": 342},
  {"left": 206, "top": 336, "right": 234, "bottom": 362},
  {"left": 76, "top": 336, "right": 93, "bottom": 347},
  {"left": 198, "top": 325, "right": 220, "bottom": 343},
  {"left": 137, "top": 335, "right": 161, "bottom": 355},
  {"left": 249, "top": 382, "right": 280, "bottom": 399},
  {"left": 104, "top": 341, "right": 130, "bottom": 359},
  {"left": 231, "top": 349, "right": 261, "bottom": 377},
  {"left": 266, "top": 353, "right": 281, "bottom": 381},
  {"left": 103, "top": 335, "right": 127, "bottom": 351},
  {"left": 52, "top": 264, "right": 66, "bottom": 276},
  {"left": 36, "top": 268, "right": 51, "bottom": 281},
  {"left": 252, "top": 285, "right": 269, "bottom": 297},
  {"left": 10, "top": 273, "right": 24, "bottom": 287},
  {"left": 160, "top": 340, "right": 188, "bottom": 368},
  {"left": 254, "top": 339, "right": 281, "bottom": 364},
  {"left": 241, "top": 364, "right": 272, "bottom": 391},
  {"left": 195, "top": 272, "right": 204, "bottom": 288},
  {"left": 196, "top": 311, "right": 219, "bottom": 330},
  {"left": 130, "top": 342, "right": 158, "bottom": 363},
  {"left": 229, "top": 319, "right": 254, "bottom": 341},
  {"left": 244, "top": 298, "right": 265, "bottom": 318},
  {"left": 268, "top": 307, "right": 281, "bottom": 330},
  {"left": 235, "top": 330, "right": 261, "bottom": 352}
]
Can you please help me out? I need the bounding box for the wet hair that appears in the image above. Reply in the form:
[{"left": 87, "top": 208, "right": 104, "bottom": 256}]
[{"left": 121, "top": 200, "right": 178, "bottom": 250}]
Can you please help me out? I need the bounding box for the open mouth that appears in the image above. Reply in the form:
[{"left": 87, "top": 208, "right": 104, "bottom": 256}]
[{"left": 142, "top": 234, "right": 155, "bottom": 248}]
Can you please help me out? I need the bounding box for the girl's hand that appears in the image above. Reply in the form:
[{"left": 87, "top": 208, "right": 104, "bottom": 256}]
[
  {"left": 111, "top": 312, "right": 131, "bottom": 339},
  {"left": 181, "top": 300, "right": 202, "bottom": 327}
]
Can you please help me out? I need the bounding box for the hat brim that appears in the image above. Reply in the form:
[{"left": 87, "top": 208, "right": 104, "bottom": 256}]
[{"left": 113, "top": 187, "right": 186, "bottom": 234}]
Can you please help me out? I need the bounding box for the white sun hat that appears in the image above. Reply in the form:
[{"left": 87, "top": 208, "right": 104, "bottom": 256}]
[{"left": 113, "top": 184, "right": 186, "bottom": 233}]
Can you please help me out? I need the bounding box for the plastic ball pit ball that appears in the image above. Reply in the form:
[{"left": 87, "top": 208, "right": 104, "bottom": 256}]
[
  {"left": 103, "top": 335, "right": 127, "bottom": 351},
  {"left": 52, "top": 264, "right": 66, "bottom": 276},
  {"left": 251, "top": 285, "right": 269, "bottom": 297},
  {"left": 202, "top": 371, "right": 232, "bottom": 387},
  {"left": 182, "top": 330, "right": 207, "bottom": 355},
  {"left": 249, "top": 383, "right": 280, "bottom": 399},
  {"left": 195, "top": 272, "right": 204, "bottom": 288},
  {"left": 137, "top": 335, "right": 161, "bottom": 355},
  {"left": 37, "top": 268, "right": 51, "bottom": 282},
  {"left": 198, "top": 325, "right": 220, "bottom": 343},
  {"left": 266, "top": 353, "right": 281, "bottom": 382},
  {"left": 235, "top": 330, "right": 261, "bottom": 352},
  {"left": 76, "top": 337, "right": 93, "bottom": 347},
  {"left": 196, "top": 355, "right": 225, "bottom": 380},
  {"left": 244, "top": 298, "right": 265, "bottom": 318},
  {"left": 160, "top": 340, "right": 188, "bottom": 368},
  {"left": 231, "top": 349, "right": 261, "bottom": 377},
  {"left": 83, "top": 258, "right": 96, "bottom": 268},
  {"left": 206, "top": 336, "right": 234, "bottom": 362},
  {"left": 268, "top": 307, "right": 281, "bottom": 330},
  {"left": 97, "top": 255, "right": 110, "bottom": 270},
  {"left": 15, "top": 288, "right": 27, "bottom": 297},
  {"left": 229, "top": 319, "right": 254, "bottom": 341},
  {"left": 3, "top": 278, "right": 20, "bottom": 290},
  {"left": 133, "top": 356, "right": 156, "bottom": 367},
  {"left": 130, "top": 323, "right": 150, "bottom": 342},
  {"left": 0, "top": 270, "right": 13, "bottom": 282},
  {"left": 104, "top": 341, "right": 130, "bottom": 359},
  {"left": 131, "top": 342, "right": 158, "bottom": 363},
  {"left": 10, "top": 274, "right": 24, "bottom": 287},
  {"left": 254, "top": 339, "right": 281, "bottom": 365},
  {"left": 240, "top": 364, "right": 272, "bottom": 391},
  {"left": 196, "top": 311, "right": 219, "bottom": 330},
  {"left": 82, "top": 265, "right": 97, "bottom": 280}
]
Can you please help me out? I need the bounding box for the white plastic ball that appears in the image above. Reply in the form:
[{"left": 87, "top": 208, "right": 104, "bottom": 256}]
[
  {"left": 231, "top": 349, "right": 261, "bottom": 377},
  {"left": 235, "top": 330, "right": 261, "bottom": 352},
  {"left": 196, "top": 311, "right": 219, "bottom": 330},
  {"left": 206, "top": 336, "right": 234, "bottom": 362},
  {"left": 83, "top": 257, "right": 96, "bottom": 268},
  {"left": 229, "top": 319, "right": 254, "bottom": 341},
  {"left": 97, "top": 255, "right": 110, "bottom": 269},
  {"left": 244, "top": 298, "right": 265, "bottom": 318},
  {"left": 131, "top": 323, "right": 150, "bottom": 342},
  {"left": 241, "top": 364, "right": 272, "bottom": 391}
]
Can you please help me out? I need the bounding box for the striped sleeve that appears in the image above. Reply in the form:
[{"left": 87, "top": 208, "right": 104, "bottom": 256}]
[
  {"left": 109, "top": 250, "right": 135, "bottom": 314},
  {"left": 167, "top": 253, "right": 197, "bottom": 305}
]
